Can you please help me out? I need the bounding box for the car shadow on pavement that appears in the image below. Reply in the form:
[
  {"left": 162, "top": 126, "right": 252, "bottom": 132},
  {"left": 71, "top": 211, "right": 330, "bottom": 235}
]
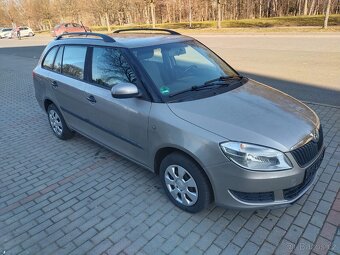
[{"left": 240, "top": 71, "right": 340, "bottom": 107}]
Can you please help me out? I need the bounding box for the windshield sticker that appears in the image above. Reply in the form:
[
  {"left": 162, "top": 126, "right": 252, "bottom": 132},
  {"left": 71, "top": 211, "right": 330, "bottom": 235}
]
[{"left": 160, "top": 86, "right": 170, "bottom": 95}]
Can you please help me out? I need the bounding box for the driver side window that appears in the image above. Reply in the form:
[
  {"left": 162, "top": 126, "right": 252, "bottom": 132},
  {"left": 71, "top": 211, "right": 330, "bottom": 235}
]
[{"left": 91, "top": 47, "right": 137, "bottom": 89}]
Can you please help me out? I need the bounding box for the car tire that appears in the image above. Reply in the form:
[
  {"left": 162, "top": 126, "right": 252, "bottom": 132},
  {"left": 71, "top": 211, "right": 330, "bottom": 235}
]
[
  {"left": 160, "top": 152, "right": 212, "bottom": 213},
  {"left": 47, "top": 104, "right": 73, "bottom": 140},
  {"left": 28, "top": 32, "right": 33, "bottom": 37}
]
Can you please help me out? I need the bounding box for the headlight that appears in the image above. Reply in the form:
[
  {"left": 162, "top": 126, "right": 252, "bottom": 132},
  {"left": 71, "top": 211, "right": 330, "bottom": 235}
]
[{"left": 220, "top": 142, "right": 292, "bottom": 171}]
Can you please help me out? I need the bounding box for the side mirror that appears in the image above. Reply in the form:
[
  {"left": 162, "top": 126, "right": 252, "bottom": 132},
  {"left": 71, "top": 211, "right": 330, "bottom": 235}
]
[{"left": 111, "top": 83, "right": 140, "bottom": 99}]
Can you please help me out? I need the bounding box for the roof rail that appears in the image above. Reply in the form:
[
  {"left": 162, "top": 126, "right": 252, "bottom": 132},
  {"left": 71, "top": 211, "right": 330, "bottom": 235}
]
[
  {"left": 113, "top": 28, "right": 181, "bottom": 35},
  {"left": 55, "top": 32, "right": 115, "bottom": 43}
]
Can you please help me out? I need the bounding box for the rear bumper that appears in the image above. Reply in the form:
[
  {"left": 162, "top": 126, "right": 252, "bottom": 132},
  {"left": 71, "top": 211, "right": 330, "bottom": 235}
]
[{"left": 208, "top": 147, "right": 325, "bottom": 209}]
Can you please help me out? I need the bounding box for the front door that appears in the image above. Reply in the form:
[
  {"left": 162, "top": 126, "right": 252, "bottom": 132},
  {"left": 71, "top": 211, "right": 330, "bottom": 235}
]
[{"left": 82, "top": 46, "right": 151, "bottom": 166}]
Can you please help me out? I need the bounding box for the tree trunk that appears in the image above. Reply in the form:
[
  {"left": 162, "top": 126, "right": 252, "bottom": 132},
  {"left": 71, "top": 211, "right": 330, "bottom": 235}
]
[
  {"left": 150, "top": 1, "right": 156, "bottom": 28},
  {"left": 303, "top": 0, "right": 308, "bottom": 15},
  {"left": 298, "top": 0, "right": 302, "bottom": 15},
  {"left": 105, "top": 12, "right": 110, "bottom": 32},
  {"left": 205, "top": 2, "right": 209, "bottom": 20},
  {"left": 259, "top": 0, "right": 262, "bottom": 18},
  {"left": 179, "top": 0, "right": 182, "bottom": 22},
  {"left": 145, "top": 6, "right": 150, "bottom": 24},
  {"left": 309, "top": 0, "right": 315, "bottom": 15},
  {"left": 47, "top": 19, "right": 52, "bottom": 30},
  {"left": 189, "top": 0, "right": 192, "bottom": 28},
  {"left": 323, "top": 0, "right": 331, "bottom": 28},
  {"left": 217, "top": 0, "right": 221, "bottom": 29}
]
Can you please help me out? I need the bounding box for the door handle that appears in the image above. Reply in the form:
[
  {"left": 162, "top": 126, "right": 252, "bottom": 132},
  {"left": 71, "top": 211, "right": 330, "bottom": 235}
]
[
  {"left": 87, "top": 95, "right": 96, "bottom": 103},
  {"left": 51, "top": 80, "right": 58, "bottom": 88}
]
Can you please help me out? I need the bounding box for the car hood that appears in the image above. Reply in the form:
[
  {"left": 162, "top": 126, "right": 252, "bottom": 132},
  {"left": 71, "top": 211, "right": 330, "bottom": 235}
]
[{"left": 167, "top": 80, "right": 319, "bottom": 152}]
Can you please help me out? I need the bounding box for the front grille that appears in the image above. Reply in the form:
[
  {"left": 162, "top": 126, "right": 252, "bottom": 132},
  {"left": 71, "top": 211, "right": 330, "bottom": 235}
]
[
  {"left": 283, "top": 149, "right": 324, "bottom": 200},
  {"left": 230, "top": 190, "right": 274, "bottom": 203},
  {"left": 291, "top": 126, "right": 323, "bottom": 167}
]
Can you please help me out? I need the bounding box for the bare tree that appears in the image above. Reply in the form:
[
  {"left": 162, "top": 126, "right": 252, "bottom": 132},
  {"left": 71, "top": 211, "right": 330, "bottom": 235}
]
[
  {"left": 189, "top": 0, "right": 192, "bottom": 28},
  {"left": 323, "top": 0, "right": 332, "bottom": 28},
  {"left": 150, "top": 0, "right": 156, "bottom": 28},
  {"left": 0, "top": 0, "right": 338, "bottom": 30},
  {"left": 217, "top": 0, "right": 221, "bottom": 28},
  {"left": 303, "top": 0, "right": 308, "bottom": 15}
]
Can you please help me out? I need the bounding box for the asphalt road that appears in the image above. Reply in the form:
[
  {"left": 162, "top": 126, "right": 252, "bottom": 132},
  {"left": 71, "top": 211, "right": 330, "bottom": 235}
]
[{"left": 0, "top": 33, "right": 339, "bottom": 106}]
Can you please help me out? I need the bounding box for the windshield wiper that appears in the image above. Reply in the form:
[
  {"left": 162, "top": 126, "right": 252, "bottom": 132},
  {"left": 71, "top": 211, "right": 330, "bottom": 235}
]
[
  {"left": 204, "top": 75, "right": 243, "bottom": 86},
  {"left": 168, "top": 75, "right": 243, "bottom": 98}
]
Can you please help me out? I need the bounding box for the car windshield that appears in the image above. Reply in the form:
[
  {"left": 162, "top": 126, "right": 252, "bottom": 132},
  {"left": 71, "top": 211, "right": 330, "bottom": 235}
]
[{"left": 131, "top": 40, "right": 238, "bottom": 97}]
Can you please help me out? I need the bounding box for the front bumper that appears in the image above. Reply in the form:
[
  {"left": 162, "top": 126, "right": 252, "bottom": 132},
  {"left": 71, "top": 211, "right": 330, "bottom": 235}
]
[{"left": 209, "top": 146, "right": 325, "bottom": 209}]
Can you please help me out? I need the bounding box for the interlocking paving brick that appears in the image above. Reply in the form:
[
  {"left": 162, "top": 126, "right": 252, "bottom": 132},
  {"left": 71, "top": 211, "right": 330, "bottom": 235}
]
[
  {"left": 257, "top": 241, "right": 276, "bottom": 255},
  {"left": 285, "top": 224, "right": 304, "bottom": 243},
  {"left": 250, "top": 226, "right": 270, "bottom": 245},
  {"left": 294, "top": 212, "right": 312, "bottom": 228},
  {"left": 243, "top": 214, "right": 263, "bottom": 232},
  {"left": 310, "top": 211, "right": 327, "bottom": 228},
  {"left": 160, "top": 234, "right": 182, "bottom": 254},
  {"left": 267, "top": 226, "right": 286, "bottom": 246},
  {"left": 205, "top": 244, "right": 222, "bottom": 255},
  {"left": 221, "top": 242, "right": 241, "bottom": 255},
  {"left": 74, "top": 228, "right": 97, "bottom": 246},
  {"left": 276, "top": 213, "right": 294, "bottom": 230},
  {"left": 0, "top": 51, "right": 339, "bottom": 255},
  {"left": 239, "top": 241, "right": 259, "bottom": 255},
  {"left": 88, "top": 239, "right": 113, "bottom": 255},
  {"left": 142, "top": 235, "right": 165, "bottom": 254},
  {"left": 232, "top": 228, "right": 252, "bottom": 247},
  {"left": 294, "top": 238, "right": 315, "bottom": 255},
  {"left": 214, "top": 229, "right": 235, "bottom": 249},
  {"left": 302, "top": 224, "right": 320, "bottom": 243},
  {"left": 227, "top": 215, "right": 247, "bottom": 232},
  {"left": 195, "top": 231, "right": 217, "bottom": 251},
  {"left": 179, "top": 232, "right": 200, "bottom": 252},
  {"left": 275, "top": 239, "right": 295, "bottom": 255}
]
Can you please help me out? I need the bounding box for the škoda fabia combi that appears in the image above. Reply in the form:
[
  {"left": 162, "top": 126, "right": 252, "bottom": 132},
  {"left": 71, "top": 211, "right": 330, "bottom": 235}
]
[{"left": 33, "top": 29, "right": 325, "bottom": 213}]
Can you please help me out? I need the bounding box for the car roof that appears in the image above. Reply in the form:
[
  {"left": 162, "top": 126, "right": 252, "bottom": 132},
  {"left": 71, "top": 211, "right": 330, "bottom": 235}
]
[
  {"left": 110, "top": 33, "right": 192, "bottom": 48},
  {"left": 51, "top": 31, "right": 193, "bottom": 49}
]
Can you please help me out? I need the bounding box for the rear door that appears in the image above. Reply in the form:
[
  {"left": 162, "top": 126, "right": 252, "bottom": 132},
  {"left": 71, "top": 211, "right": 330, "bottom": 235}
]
[
  {"left": 48, "top": 45, "right": 91, "bottom": 133},
  {"left": 81, "top": 46, "right": 151, "bottom": 165}
]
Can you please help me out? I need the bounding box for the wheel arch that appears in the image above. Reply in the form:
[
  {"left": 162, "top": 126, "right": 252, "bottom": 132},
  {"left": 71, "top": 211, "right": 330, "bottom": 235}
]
[
  {"left": 43, "top": 98, "right": 55, "bottom": 112},
  {"left": 154, "top": 146, "right": 215, "bottom": 201}
]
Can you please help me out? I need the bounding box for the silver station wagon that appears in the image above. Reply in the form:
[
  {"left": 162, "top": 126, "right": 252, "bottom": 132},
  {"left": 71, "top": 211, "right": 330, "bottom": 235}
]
[{"left": 33, "top": 29, "right": 325, "bottom": 213}]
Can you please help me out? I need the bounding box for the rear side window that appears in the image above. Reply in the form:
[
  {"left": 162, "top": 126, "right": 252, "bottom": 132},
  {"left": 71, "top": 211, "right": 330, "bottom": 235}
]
[
  {"left": 62, "top": 46, "right": 87, "bottom": 80},
  {"left": 91, "top": 47, "right": 137, "bottom": 89},
  {"left": 42, "top": 47, "right": 58, "bottom": 70}
]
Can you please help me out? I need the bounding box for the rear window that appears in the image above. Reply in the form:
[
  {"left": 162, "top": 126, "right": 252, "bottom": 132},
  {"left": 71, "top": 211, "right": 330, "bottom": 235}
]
[
  {"left": 62, "top": 46, "right": 87, "bottom": 80},
  {"left": 42, "top": 47, "right": 58, "bottom": 70}
]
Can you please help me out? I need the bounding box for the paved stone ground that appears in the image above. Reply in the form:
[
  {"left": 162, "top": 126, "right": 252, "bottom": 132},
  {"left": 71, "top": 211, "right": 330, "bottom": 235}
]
[{"left": 0, "top": 53, "right": 339, "bottom": 255}]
